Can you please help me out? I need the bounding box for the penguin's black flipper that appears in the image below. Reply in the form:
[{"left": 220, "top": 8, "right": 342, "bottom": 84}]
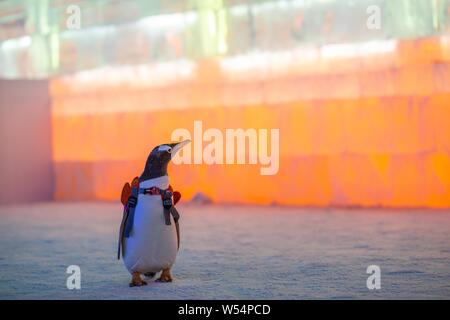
[
  {"left": 170, "top": 206, "right": 181, "bottom": 250},
  {"left": 118, "top": 179, "right": 137, "bottom": 259},
  {"left": 117, "top": 207, "right": 129, "bottom": 260},
  {"left": 170, "top": 206, "right": 180, "bottom": 222}
]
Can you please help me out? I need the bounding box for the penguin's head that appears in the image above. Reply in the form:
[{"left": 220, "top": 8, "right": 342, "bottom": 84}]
[{"left": 140, "top": 139, "right": 191, "bottom": 181}]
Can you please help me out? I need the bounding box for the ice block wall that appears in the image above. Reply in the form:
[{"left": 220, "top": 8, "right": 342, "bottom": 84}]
[
  {"left": 50, "top": 37, "right": 450, "bottom": 208},
  {"left": 0, "top": 79, "right": 54, "bottom": 204}
]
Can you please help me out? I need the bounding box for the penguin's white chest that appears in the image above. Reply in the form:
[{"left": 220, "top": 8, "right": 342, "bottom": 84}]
[{"left": 123, "top": 177, "right": 178, "bottom": 274}]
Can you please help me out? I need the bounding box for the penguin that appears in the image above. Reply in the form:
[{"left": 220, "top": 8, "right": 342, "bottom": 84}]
[{"left": 120, "top": 139, "right": 190, "bottom": 287}]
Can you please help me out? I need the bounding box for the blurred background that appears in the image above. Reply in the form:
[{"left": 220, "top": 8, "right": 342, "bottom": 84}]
[
  {"left": 3, "top": 1, "right": 450, "bottom": 300},
  {"left": 1, "top": 0, "right": 449, "bottom": 207}
]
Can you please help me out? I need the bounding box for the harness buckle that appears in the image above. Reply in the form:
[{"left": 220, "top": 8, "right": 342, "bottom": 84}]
[
  {"left": 128, "top": 196, "right": 137, "bottom": 208},
  {"left": 162, "top": 190, "right": 173, "bottom": 210}
]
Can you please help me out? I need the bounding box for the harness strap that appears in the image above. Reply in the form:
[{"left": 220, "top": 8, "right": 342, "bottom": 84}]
[
  {"left": 141, "top": 187, "right": 179, "bottom": 226},
  {"left": 123, "top": 187, "right": 138, "bottom": 238},
  {"left": 118, "top": 177, "right": 139, "bottom": 260},
  {"left": 159, "top": 188, "right": 181, "bottom": 250},
  {"left": 118, "top": 185, "right": 181, "bottom": 260}
]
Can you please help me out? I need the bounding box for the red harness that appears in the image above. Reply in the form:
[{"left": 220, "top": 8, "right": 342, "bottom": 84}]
[
  {"left": 121, "top": 181, "right": 181, "bottom": 206},
  {"left": 139, "top": 185, "right": 181, "bottom": 205},
  {"left": 118, "top": 177, "right": 182, "bottom": 260}
]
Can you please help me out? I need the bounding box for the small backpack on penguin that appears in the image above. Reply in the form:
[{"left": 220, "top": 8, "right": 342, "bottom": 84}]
[{"left": 117, "top": 176, "right": 181, "bottom": 260}]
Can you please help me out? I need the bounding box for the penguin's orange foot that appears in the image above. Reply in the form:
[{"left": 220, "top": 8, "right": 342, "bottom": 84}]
[
  {"left": 129, "top": 272, "right": 147, "bottom": 287},
  {"left": 129, "top": 281, "right": 147, "bottom": 287},
  {"left": 156, "top": 275, "right": 172, "bottom": 282},
  {"left": 156, "top": 268, "right": 173, "bottom": 282},
  {"left": 129, "top": 279, "right": 147, "bottom": 287}
]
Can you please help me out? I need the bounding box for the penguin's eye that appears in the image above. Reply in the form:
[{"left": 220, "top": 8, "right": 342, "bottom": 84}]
[{"left": 158, "top": 145, "right": 172, "bottom": 153}]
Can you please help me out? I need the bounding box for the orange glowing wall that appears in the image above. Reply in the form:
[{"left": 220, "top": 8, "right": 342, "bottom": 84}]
[{"left": 50, "top": 37, "right": 450, "bottom": 208}]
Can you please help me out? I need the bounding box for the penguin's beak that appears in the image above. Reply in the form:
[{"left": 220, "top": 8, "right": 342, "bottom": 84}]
[{"left": 170, "top": 139, "right": 191, "bottom": 159}]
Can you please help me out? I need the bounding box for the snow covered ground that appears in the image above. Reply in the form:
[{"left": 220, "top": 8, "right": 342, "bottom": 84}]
[{"left": 0, "top": 202, "right": 449, "bottom": 299}]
